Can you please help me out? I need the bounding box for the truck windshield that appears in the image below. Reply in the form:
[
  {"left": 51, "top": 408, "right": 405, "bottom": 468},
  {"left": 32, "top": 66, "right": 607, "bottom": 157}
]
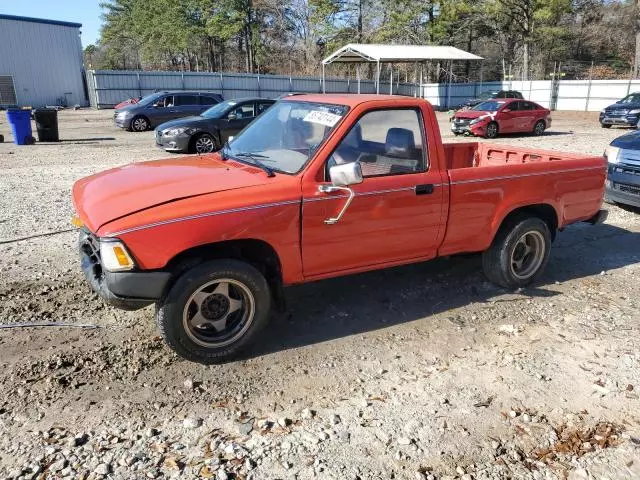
[
  {"left": 223, "top": 101, "right": 348, "bottom": 174},
  {"left": 472, "top": 100, "right": 505, "bottom": 112}
]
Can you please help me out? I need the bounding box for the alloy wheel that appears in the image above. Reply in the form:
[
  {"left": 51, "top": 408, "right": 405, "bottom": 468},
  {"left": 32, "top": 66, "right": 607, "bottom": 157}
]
[
  {"left": 182, "top": 279, "right": 255, "bottom": 348},
  {"left": 509, "top": 231, "right": 546, "bottom": 280},
  {"left": 195, "top": 135, "right": 216, "bottom": 153},
  {"left": 132, "top": 117, "right": 148, "bottom": 132}
]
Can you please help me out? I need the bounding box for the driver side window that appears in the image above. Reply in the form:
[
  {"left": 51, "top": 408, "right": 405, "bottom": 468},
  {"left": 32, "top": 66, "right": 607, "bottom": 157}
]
[{"left": 327, "top": 109, "right": 426, "bottom": 178}]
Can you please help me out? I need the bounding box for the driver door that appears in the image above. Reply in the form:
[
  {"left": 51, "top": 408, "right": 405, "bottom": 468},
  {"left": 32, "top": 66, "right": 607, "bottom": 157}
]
[
  {"left": 301, "top": 108, "right": 445, "bottom": 278},
  {"left": 222, "top": 103, "right": 255, "bottom": 139}
]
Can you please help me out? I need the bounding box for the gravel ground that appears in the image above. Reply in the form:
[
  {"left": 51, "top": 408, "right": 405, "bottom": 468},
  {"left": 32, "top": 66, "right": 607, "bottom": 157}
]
[{"left": 0, "top": 108, "right": 639, "bottom": 480}]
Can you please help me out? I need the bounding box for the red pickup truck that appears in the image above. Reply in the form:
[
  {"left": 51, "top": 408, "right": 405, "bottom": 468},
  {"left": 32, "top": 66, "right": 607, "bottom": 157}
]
[{"left": 73, "top": 95, "right": 607, "bottom": 363}]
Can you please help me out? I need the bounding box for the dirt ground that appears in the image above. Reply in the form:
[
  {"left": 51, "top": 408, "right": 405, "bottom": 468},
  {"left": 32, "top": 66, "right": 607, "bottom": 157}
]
[{"left": 0, "top": 108, "right": 639, "bottom": 480}]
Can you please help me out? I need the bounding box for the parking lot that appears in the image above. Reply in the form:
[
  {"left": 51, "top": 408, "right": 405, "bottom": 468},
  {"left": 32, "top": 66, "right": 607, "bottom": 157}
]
[{"left": 0, "top": 108, "right": 639, "bottom": 479}]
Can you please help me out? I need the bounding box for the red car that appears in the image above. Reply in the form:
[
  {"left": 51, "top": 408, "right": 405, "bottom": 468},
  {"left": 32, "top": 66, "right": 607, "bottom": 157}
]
[
  {"left": 451, "top": 98, "right": 551, "bottom": 139},
  {"left": 114, "top": 97, "right": 141, "bottom": 109}
]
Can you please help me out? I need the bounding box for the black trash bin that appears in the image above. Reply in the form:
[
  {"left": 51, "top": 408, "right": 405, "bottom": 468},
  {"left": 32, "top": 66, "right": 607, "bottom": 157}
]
[{"left": 33, "top": 108, "right": 59, "bottom": 142}]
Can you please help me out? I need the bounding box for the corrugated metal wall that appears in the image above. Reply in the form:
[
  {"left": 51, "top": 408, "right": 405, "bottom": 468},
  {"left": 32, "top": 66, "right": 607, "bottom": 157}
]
[
  {"left": 0, "top": 18, "right": 87, "bottom": 107},
  {"left": 86, "top": 70, "right": 418, "bottom": 108}
]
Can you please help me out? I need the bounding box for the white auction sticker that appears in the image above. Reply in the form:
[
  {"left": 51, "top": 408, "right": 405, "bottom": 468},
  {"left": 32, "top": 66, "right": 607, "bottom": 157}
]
[{"left": 303, "top": 110, "right": 342, "bottom": 127}]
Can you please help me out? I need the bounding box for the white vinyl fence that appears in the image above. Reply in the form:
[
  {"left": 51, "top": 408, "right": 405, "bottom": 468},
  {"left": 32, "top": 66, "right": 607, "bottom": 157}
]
[
  {"left": 421, "top": 79, "right": 640, "bottom": 112},
  {"left": 86, "top": 70, "right": 417, "bottom": 109}
]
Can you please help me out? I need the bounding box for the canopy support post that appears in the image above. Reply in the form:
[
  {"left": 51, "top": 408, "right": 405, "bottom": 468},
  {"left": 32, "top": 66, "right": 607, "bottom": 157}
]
[
  {"left": 322, "top": 63, "right": 326, "bottom": 93},
  {"left": 376, "top": 60, "right": 380, "bottom": 94},
  {"left": 357, "top": 65, "right": 360, "bottom": 94},
  {"left": 390, "top": 64, "right": 393, "bottom": 95},
  {"left": 447, "top": 61, "right": 453, "bottom": 109}
]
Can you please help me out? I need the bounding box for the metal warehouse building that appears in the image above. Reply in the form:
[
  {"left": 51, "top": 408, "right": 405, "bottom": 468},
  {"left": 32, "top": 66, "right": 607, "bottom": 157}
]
[{"left": 0, "top": 14, "right": 87, "bottom": 108}]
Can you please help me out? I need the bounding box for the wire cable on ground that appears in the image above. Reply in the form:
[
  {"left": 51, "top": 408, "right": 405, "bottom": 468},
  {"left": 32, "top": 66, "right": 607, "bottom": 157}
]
[{"left": 0, "top": 228, "right": 76, "bottom": 245}]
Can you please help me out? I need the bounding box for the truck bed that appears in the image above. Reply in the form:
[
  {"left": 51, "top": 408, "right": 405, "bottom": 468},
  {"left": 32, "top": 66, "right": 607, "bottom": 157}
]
[{"left": 438, "top": 142, "right": 607, "bottom": 256}]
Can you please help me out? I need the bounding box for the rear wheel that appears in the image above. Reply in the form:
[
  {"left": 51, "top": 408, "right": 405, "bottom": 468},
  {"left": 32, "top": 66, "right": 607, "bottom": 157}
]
[
  {"left": 131, "top": 115, "right": 150, "bottom": 132},
  {"left": 482, "top": 216, "right": 552, "bottom": 289},
  {"left": 156, "top": 259, "right": 271, "bottom": 363},
  {"left": 191, "top": 132, "right": 219, "bottom": 154},
  {"left": 533, "top": 120, "right": 546, "bottom": 136},
  {"left": 485, "top": 121, "right": 499, "bottom": 139}
]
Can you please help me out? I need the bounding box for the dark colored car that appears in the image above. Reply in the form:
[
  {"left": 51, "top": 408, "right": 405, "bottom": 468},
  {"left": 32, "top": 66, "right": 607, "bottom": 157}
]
[
  {"left": 599, "top": 93, "right": 640, "bottom": 129},
  {"left": 604, "top": 132, "right": 640, "bottom": 208},
  {"left": 114, "top": 91, "right": 224, "bottom": 132},
  {"left": 155, "top": 98, "right": 275, "bottom": 154},
  {"left": 461, "top": 90, "right": 523, "bottom": 109}
]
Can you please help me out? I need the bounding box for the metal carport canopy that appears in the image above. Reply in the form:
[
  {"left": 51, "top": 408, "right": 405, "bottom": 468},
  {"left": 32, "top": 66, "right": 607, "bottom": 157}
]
[
  {"left": 322, "top": 43, "right": 483, "bottom": 64},
  {"left": 321, "top": 43, "right": 483, "bottom": 95}
]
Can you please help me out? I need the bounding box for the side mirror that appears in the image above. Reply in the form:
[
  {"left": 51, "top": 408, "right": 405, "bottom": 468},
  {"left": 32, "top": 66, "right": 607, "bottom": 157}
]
[
  {"left": 152, "top": 103, "right": 161, "bottom": 108},
  {"left": 228, "top": 135, "right": 234, "bottom": 143},
  {"left": 319, "top": 162, "right": 363, "bottom": 224},
  {"left": 228, "top": 113, "right": 237, "bottom": 120},
  {"left": 502, "top": 108, "right": 511, "bottom": 113},
  {"left": 328, "top": 161, "right": 363, "bottom": 187}
]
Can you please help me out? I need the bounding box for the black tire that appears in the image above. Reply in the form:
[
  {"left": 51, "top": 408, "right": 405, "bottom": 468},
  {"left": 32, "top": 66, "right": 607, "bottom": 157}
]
[
  {"left": 190, "top": 132, "right": 219, "bottom": 154},
  {"left": 601, "top": 123, "right": 612, "bottom": 129},
  {"left": 533, "top": 120, "right": 546, "bottom": 136},
  {"left": 130, "top": 115, "right": 150, "bottom": 132},
  {"left": 156, "top": 259, "right": 271, "bottom": 364},
  {"left": 485, "top": 121, "right": 499, "bottom": 139},
  {"left": 482, "top": 216, "right": 552, "bottom": 289},
  {"left": 0, "top": 134, "right": 4, "bottom": 143}
]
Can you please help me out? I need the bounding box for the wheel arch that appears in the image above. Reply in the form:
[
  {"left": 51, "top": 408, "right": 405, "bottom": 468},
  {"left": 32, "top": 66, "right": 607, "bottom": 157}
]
[
  {"left": 493, "top": 203, "right": 559, "bottom": 243},
  {"left": 163, "top": 238, "right": 285, "bottom": 310}
]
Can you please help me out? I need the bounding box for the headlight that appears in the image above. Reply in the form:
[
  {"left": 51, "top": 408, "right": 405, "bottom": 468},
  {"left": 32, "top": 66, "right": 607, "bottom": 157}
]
[
  {"left": 100, "top": 241, "right": 135, "bottom": 272},
  {"left": 116, "top": 111, "right": 131, "bottom": 118},
  {"left": 604, "top": 145, "right": 621, "bottom": 164},
  {"left": 629, "top": 109, "right": 640, "bottom": 114},
  {"left": 600, "top": 109, "right": 606, "bottom": 114},
  {"left": 165, "top": 127, "right": 194, "bottom": 136},
  {"left": 469, "top": 116, "right": 486, "bottom": 126}
]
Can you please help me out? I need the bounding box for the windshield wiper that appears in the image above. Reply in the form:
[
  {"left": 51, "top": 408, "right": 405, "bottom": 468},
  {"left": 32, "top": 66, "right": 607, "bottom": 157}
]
[{"left": 234, "top": 153, "right": 275, "bottom": 177}]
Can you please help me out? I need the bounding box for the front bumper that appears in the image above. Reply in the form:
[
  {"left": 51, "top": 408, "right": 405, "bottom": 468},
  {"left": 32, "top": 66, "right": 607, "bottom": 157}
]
[
  {"left": 155, "top": 130, "right": 190, "bottom": 152},
  {"left": 78, "top": 230, "right": 171, "bottom": 311},
  {"left": 451, "top": 121, "right": 480, "bottom": 136},
  {"left": 114, "top": 115, "right": 132, "bottom": 129},
  {"left": 605, "top": 163, "right": 640, "bottom": 208},
  {"left": 599, "top": 113, "right": 639, "bottom": 127}
]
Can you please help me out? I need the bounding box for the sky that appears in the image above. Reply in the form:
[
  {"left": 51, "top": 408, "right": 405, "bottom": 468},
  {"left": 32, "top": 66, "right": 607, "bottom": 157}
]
[{"left": 2, "top": 0, "right": 103, "bottom": 47}]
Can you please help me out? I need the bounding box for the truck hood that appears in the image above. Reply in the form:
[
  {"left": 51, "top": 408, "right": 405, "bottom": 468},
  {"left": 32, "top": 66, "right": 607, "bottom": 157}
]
[{"left": 73, "top": 155, "right": 271, "bottom": 232}]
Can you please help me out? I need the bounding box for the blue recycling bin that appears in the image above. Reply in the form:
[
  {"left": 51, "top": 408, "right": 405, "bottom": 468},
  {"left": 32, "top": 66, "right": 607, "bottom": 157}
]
[{"left": 6, "top": 109, "right": 34, "bottom": 145}]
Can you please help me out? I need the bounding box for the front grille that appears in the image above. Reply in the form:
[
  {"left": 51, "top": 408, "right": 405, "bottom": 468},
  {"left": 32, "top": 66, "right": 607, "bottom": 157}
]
[
  {"left": 611, "top": 165, "right": 640, "bottom": 176},
  {"left": 80, "top": 230, "right": 103, "bottom": 276},
  {"left": 605, "top": 109, "right": 629, "bottom": 116},
  {"left": 455, "top": 119, "right": 471, "bottom": 126},
  {"left": 615, "top": 183, "right": 640, "bottom": 196}
]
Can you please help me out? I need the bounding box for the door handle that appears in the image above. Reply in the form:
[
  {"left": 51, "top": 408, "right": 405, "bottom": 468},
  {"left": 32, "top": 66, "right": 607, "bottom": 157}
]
[{"left": 415, "top": 184, "right": 434, "bottom": 195}]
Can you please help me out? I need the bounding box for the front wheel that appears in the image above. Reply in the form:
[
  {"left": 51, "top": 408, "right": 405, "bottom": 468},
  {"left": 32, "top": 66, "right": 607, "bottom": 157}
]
[
  {"left": 485, "top": 121, "right": 499, "bottom": 139},
  {"left": 601, "top": 123, "right": 612, "bottom": 129},
  {"left": 191, "top": 132, "right": 219, "bottom": 154},
  {"left": 482, "top": 216, "right": 551, "bottom": 289},
  {"left": 130, "top": 115, "right": 150, "bottom": 132},
  {"left": 156, "top": 259, "right": 271, "bottom": 363}
]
